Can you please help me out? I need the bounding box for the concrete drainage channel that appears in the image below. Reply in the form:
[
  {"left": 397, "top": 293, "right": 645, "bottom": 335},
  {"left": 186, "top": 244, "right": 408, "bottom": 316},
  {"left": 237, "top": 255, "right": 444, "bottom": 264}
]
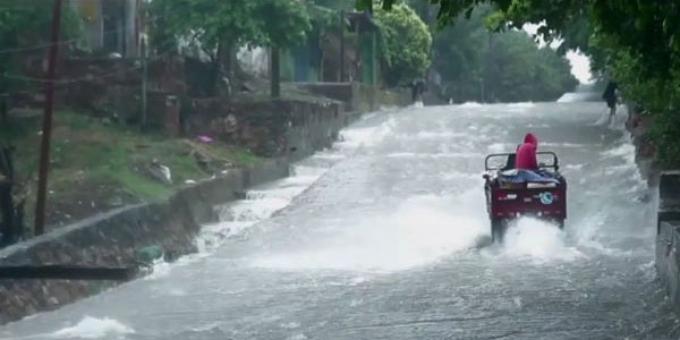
[
  {"left": 195, "top": 149, "right": 347, "bottom": 256},
  {"left": 0, "top": 159, "right": 290, "bottom": 324},
  {"left": 0, "top": 101, "right": 389, "bottom": 325}
]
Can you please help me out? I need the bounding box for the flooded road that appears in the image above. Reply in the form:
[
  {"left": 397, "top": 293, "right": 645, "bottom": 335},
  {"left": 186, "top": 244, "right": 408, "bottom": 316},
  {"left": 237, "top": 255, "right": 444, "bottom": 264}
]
[{"left": 1, "top": 102, "right": 677, "bottom": 339}]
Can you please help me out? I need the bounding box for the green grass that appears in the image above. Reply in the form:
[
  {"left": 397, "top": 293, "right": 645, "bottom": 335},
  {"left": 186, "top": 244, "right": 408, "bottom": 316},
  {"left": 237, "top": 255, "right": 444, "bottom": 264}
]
[{"left": 3, "top": 111, "right": 263, "bottom": 226}]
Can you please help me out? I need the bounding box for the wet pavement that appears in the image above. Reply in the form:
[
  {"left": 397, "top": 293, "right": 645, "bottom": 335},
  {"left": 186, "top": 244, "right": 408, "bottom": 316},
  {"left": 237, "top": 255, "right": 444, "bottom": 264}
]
[{"left": 1, "top": 101, "right": 678, "bottom": 340}]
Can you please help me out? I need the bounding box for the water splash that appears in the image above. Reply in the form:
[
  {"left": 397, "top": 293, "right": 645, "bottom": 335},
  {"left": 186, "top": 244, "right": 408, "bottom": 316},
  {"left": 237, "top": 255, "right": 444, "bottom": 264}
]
[
  {"left": 502, "top": 218, "right": 584, "bottom": 263},
  {"left": 49, "top": 316, "right": 134, "bottom": 339},
  {"left": 460, "top": 101, "right": 483, "bottom": 108},
  {"left": 250, "top": 194, "right": 487, "bottom": 272},
  {"left": 337, "top": 116, "right": 396, "bottom": 149}
]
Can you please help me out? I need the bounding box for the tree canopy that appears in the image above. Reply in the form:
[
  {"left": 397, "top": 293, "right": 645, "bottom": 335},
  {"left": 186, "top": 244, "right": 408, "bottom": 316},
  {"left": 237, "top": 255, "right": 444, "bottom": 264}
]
[
  {"left": 362, "top": 0, "right": 680, "bottom": 164},
  {"left": 149, "top": 0, "right": 311, "bottom": 59},
  {"left": 374, "top": 4, "right": 432, "bottom": 87},
  {"left": 427, "top": 5, "right": 576, "bottom": 102},
  {"left": 0, "top": 2, "right": 79, "bottom": 90}
]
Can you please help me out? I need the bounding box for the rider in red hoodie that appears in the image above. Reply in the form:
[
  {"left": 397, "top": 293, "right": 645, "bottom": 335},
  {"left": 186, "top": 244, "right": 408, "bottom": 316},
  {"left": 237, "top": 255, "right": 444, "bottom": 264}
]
[{"left": 515, "top": 133, "right": 538, "bottom": 170}]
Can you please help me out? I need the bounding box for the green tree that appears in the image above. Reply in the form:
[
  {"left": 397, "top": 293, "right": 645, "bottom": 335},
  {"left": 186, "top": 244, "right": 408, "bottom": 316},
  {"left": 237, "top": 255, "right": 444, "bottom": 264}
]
[
  {"left": 149, "top": 0, "right": 311, "bottom": 98},
  {"left": 253, "top": 0, "right": 312, "bottom": 97},
  {"left": 374, "top": 4, "right": 432, "bottom": 87},
  {"left": 427, "top": 6, "right": 576, "bottom": 102},
  {"left": 360, "top": 0, "right": 680, "bottom": 164},
  {"left": 0, "top": 1, "right": 79, "bottom": 121},
  {"left": 149, "top": 0, "right": 263, "bottom": 95}
]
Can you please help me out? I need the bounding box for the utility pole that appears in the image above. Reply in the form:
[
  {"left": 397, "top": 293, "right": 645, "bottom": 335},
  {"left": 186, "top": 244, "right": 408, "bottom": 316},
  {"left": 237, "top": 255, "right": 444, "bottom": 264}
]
[
  {"left": 271, "top": 46, "right": 280, "bottom": 98},
  {"left": 141, "top": 31, "right": 148, "bottom": 129},
  {"left": 339, "top": 10, "right": 345, "bottom": 82},
  {"left": 34, "top": 0, "right": 63, "bottom": 235}
]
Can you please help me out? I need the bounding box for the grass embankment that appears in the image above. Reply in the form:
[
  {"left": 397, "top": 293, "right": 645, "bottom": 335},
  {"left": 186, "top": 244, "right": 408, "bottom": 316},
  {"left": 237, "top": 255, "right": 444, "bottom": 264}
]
[{"left": 0, "top": 111, "right": 260, "bottom": 231}]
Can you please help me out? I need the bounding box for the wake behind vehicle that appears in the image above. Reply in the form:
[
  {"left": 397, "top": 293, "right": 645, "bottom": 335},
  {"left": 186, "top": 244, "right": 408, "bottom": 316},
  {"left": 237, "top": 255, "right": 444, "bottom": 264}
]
[{"left": 483, "top": 152, "right": 567, "bottom": 242}]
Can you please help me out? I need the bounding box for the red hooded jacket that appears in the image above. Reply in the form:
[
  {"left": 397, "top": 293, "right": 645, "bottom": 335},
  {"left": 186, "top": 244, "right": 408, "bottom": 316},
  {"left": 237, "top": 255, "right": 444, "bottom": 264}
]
[{"left": 515, "top": 133, "right": 538, "bottom": 170}]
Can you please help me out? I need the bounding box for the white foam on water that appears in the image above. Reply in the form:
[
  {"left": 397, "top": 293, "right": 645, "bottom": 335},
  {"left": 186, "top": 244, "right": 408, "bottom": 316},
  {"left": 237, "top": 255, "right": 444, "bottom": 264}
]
[
  {"left": 639, "top": 259, "right": 656, "bottom": 281},
  {"left": 192, "top": 115, "right": 400, "bottom": 258},
  {"left": 541, "top": 142, "right": 586, "bottom": 148},
  {"left": 385, "top": 152, "right": 479, "bottom": 160},
  {"left": 592, "top": 106, "right": 627, "bottom": 129},
  {"left": 49, "top": 316, "right": 134, "bottom": 339},
  {"left": 249, "top": 194, "right": 487, "bottom": 272},
  {"left": 568, "top": 212, "right": 615, "bottom": 254},
  {"left": 413, "top": 131, "right": 467, "bottom": 140},
  {"left": 487, "top": 143, "right": 511, "bottom": 153},
  {"left": 191, "top": 114, "right": 392, "bottom": 257},
  {"left": 286, "top": 333, "right": 309, "bottom": 340},
  {"left": 337, "top": 116, "right": 395, "bottom": 149},
  {"left": 608, "top": 106, "right": 628, "bottom": 130},
  {"left": 291, "top": 164, "right": 328, "bottom": 178},
  {"left": 501, "top": 218, "right": 584, "bottom": 263},
  {"left": 280, "top": 322, "right": 301, "bottom": 329},
  {"left": 601, "top": 143, "right": 635, "bottom": 159},
  {"left": 592, "top": 111, "right": 611, "bottom": 126},
  {"left": 144, "top": 258, "right": 173, "bottom": 280},
  {"left": 460, "top": 101, "right": 483, "bottom": 108},
  {"left": 140, "top": 114, "right": 388, "bottom": 276},
  {"left": 564, "top": 163, "right": 584, "bottom": 171},
  {"left": 307, "top": 153, "right": 346, "bottom": 161},
  {"left": 527, "top": 123, "right": 550, "bottom": 128},
  {"left": 246, "top": 186, "right": 307, "bottom": 200}
]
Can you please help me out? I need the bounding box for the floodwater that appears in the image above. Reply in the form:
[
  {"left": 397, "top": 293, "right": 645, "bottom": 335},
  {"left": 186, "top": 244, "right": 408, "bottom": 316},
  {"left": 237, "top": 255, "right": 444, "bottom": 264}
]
[{"left": 1, "top": 100, "right": 678, "bottom": 340}]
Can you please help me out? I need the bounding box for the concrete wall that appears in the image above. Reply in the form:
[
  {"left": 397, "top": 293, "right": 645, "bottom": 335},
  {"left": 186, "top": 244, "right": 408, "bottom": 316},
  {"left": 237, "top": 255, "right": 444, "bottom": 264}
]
[
  {"left": 0, "top": 78, "right": 409, "bottom": 324},
  {"left": 0, "top": 160, "right": 288, "bottom": 324},
  {"left": 295, "top": 82, "right": 410, "bottom": 113},
  {"left": 623, "top": 105, "right": 680, "bottom": 317},
  {"left": 185, "top": 98, "right": 346, "bottom": 158},
  {"left": 656, "top": 172, "right": 680, "bottom": 315},
  {"left": 69, "top": 0, "right": 140, "bottom": 57},
  {"left": 657, "top": 220, "right": 680, "bottom": 309}
]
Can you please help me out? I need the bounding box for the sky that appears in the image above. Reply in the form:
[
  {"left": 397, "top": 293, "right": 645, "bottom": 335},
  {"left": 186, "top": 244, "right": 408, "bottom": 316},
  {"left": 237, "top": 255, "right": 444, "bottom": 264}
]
[
  {"left": 565, "top": 50, "right": 593, "bottom": 84},
  {"left": 523, "top": 23, "right": 593, "bottom": 84}
]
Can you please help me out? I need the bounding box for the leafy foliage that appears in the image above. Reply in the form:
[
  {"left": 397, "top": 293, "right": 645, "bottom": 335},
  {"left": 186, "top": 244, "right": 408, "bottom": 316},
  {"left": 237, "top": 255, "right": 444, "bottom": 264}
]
[
  {"left": 149, "top": 0, "right": 311, "bottom": 97},
  {"left": 0, "top": 2, "right": 80, "bottom": 94},
  {"left": 149, "top": 0, "right": 311, "bottom": 57},
  {"left": 149, "top": 0, "right": 262, "bottom": 58},
  {"left": 374, "top": 4, "right": 432, "bottom": 86},
  {"left": 361, "top": 0, "right": 680, "bottom": 165},
  {"left": 410, "top": 4, "right": 576, "bottom": 102},
  {"left": 254, "top": 0, "right": 312, "bottom": 48}
]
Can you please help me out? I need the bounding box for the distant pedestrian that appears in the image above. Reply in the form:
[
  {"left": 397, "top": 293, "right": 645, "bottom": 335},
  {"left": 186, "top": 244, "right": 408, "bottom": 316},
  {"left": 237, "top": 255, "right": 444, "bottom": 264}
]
[
  {"left": 602, "top": 81, "right": 618, "bottom": 118},
  {"left": 410, "top": 78, "right": 426, "bottom": 103}
]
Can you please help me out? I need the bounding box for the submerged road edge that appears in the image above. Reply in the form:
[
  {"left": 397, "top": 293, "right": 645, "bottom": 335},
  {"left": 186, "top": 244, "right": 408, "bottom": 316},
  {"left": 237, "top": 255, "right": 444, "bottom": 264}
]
[{"left": 0, "top": 89, "right": 409, "bottom": 325}]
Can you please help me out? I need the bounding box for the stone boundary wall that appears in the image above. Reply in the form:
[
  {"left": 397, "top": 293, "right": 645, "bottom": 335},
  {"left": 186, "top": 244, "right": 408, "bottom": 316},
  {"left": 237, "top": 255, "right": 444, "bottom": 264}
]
[
  {"left": 655, "top": 172, "right": 680, "bottom": 315},
  {"left": 0, "top": 159, "right": 287, "bottom": 324},
  {"left": 294, "top": 82, "right": 410, "bottom": 113},
  {"left": 0, "top": 85, "right": 406, "bottom": 324},
  {"left": 186, "top": 98, "right": 346, "bottom": 158},
  {"left": 626, "top": 104, "right": 680, "bottom": 314}
]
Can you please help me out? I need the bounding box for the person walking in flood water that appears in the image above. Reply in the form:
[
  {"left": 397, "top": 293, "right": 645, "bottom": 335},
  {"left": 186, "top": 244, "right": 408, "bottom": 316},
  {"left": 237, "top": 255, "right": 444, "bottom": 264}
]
[
  {"left": 602, "top": 81, "right": 618, "bottom": 120},
  {"left": 410, "top": 78, "right": 426, "bottom": 104}
]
